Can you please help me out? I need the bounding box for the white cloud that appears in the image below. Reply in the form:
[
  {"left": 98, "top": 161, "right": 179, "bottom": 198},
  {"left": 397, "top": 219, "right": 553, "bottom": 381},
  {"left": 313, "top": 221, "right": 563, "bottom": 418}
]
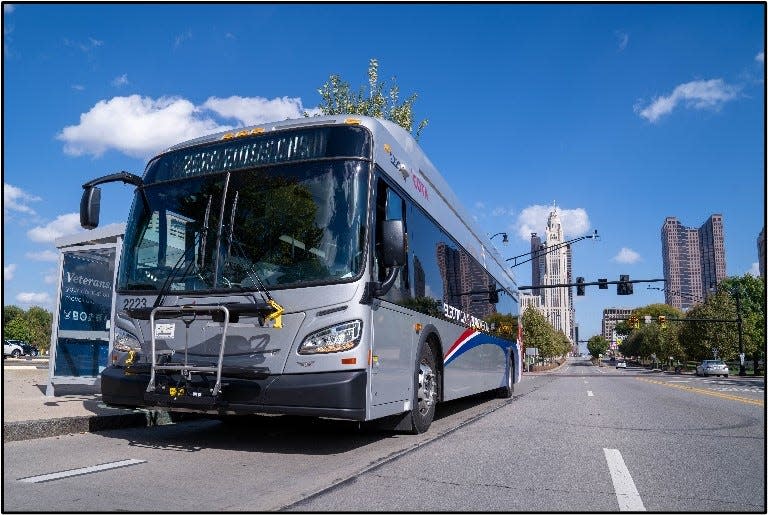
[
  {"left": 4, "top": 4, "right": 15, "bottom": 13},
  {"left": 56, "top": 94, "right": 323, "bottom": 158},
  {"left": 57, "top": 95, "right": 232, "bottom": 158},
  {"left": 44, "top": 268, "right": 60, "bottom": 284},
  {"left": 612, "top": 247, "right": 641, "bottom": 264},
  {"left": 513, "top": 205, "right": 590, "bottom": 240},
  {"left": 64, "top": 37, "right": 103, "bottom": 53},
  {"left": 756, "top": 52, "right": 765, "bottom": 63},
  {"left": 634, "top": 79, "right": 739, "bottom": 123},
  {"left": 4, "top": 183, "right": 41, "bottom": 214},
  {"left": 27, "top": 213, "right": 83, "bottom": 243},
  {"left": 4, "top": 264, "right": 17, "bottom": 281},
  {"left": 174, "top": 30, "right": 192, "bottom": 48},
  {"left": 615, "top": 30, "right": 629, "bottom": 52},
  {"left": 72, "top": 84, "right": 85, "bottom": 91},
  {"left": 16, "top": 292, "right": 53, "bottom": 306},
  {"left": 25, "top": 250, "right": 60, "bottom": 262},
  {"left": 202, "top": 95, "right": 311, "bottom": 126},
  {"left": 112, "top": 73, "right": 129, "bottom": 87},
  {"left": 492, "top": 206, "right": 514, "bottom": 217},
  {"left": 747, "top": 262, "right": 760, "bottom": 276}
]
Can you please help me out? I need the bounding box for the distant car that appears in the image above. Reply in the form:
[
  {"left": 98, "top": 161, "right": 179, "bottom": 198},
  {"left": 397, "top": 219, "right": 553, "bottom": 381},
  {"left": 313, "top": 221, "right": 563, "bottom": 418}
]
[
  {"left": 20, "top": 342, "right": 39, "bottom": 357},
  {"left": 696, "top": 359, "right": 729, "bottom": 377},
  {"left": 616, "top": 361, "right": 627, "bottom": 369},
  {"left": 3, "top": 339, "right": 24, "bottom": 358}
]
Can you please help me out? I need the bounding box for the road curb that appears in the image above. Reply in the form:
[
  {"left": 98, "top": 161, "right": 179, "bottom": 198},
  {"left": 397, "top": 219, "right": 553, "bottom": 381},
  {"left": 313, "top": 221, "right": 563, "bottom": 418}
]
[{"left": 2, "top": 410, "right": 186, "bottom": 443}]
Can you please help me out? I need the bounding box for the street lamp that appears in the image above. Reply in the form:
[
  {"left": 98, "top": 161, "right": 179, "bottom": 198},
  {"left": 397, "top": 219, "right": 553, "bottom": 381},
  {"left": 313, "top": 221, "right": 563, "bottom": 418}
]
[
  {"left": 490, "top": 232, "right": 509, "bottom": 244},
  {"left": 506, "top": 229, "right": 598, "bottom": 267}
]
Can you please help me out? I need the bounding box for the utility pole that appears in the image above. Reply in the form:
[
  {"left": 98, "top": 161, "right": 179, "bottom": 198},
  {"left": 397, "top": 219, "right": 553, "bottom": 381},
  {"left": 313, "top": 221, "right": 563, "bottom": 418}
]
[{"left": 735, "top": 287, "right": 745, "bottom": 376}]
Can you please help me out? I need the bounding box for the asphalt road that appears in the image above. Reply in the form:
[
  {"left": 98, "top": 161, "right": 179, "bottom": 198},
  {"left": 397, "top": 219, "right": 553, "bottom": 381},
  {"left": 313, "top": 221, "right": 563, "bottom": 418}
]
[{"left": 3, "top": 357, "right": 764, "bottom": 512}]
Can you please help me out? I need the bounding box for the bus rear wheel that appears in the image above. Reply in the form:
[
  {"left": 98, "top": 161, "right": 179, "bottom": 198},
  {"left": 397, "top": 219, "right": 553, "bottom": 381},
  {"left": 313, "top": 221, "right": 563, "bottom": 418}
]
[{"left": 411, "top": 343, "right": 438, "bottom": 434}]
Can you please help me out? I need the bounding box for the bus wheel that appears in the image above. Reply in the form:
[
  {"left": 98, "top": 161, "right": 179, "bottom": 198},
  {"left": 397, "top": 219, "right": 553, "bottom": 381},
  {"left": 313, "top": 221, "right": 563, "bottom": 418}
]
[
  {"left": 496, "top": 354, "right": 514, "bottom": 398},
  {"left": 412, "top": 344, "right": 438, "bottom": 434}
]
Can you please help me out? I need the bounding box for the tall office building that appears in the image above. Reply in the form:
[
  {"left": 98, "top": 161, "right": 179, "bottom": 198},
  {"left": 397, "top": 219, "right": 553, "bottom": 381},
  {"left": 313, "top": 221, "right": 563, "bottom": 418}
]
[
  {"left": 602, "top": 308, "right": 633, "bottom": 342},
  {"left": 661, "top": 214, "right": 726, "bottom": 311}
]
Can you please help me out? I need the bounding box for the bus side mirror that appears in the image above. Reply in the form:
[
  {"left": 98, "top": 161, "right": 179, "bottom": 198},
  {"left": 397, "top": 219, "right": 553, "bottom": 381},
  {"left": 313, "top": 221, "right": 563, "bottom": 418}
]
[
  {"left": 80, "top": 186, "right": 101, "bottom": 229},
  {"left": 381, "top": 220, "right": 405, "bottom": 267}
]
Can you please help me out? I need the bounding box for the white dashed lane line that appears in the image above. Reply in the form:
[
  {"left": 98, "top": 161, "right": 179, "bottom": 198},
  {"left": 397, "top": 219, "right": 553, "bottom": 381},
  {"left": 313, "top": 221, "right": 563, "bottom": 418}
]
[
  {"left": 18, "top": 459, "right": 146, "bottom": 483},
  {"left": 603, "top": 448, "right": 646, "bottom": 511}
]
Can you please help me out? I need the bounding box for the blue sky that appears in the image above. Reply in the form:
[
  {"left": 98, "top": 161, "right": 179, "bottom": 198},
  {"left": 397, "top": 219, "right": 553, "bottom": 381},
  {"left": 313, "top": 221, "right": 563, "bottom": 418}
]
[{"left": 3, "top": 3, "right": 765, "bottom": 344}]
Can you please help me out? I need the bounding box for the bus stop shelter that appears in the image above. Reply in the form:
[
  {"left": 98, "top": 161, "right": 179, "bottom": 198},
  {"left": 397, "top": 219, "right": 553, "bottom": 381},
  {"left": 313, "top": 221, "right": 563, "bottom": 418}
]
[{"left": 46, "top": 223, "right": 125, "bottom": 396}]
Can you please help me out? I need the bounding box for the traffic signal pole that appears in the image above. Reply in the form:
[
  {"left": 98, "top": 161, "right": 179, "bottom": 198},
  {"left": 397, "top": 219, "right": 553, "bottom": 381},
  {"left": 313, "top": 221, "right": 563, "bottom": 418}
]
[{"left": 518, "top": 278, "right": 666, "bottom": 291}]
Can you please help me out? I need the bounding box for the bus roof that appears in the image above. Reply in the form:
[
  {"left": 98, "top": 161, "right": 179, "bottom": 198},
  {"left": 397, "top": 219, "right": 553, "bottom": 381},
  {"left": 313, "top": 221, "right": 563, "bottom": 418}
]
[{"left": 156, "top": 115, "right": 518, "bottom": 295}]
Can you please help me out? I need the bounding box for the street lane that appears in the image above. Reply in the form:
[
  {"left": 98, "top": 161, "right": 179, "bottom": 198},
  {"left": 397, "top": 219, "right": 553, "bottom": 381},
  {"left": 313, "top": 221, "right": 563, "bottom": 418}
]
[
  {"left": 3, "top": 357, "right": 764, "bottom": 512},
  {"left": 290, "top": 358, "right": 764, "bottom": 512}
]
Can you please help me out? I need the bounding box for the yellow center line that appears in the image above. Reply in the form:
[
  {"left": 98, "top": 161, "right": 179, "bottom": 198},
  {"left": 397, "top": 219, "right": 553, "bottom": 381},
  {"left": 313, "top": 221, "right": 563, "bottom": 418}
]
[{"left": 636, "top": 378, "right": 764, "bottom": 407}]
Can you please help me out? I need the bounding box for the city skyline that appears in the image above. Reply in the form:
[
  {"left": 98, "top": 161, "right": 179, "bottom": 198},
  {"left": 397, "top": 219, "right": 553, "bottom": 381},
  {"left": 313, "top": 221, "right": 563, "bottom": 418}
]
[{"left": 3, "top": 3, "right": 764, "bottom": 343}]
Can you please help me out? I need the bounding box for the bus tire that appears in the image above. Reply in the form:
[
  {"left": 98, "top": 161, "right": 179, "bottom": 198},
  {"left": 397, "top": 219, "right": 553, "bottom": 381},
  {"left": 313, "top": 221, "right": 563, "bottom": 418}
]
[
  {"left": 496, "top": 353, "right": 514, "bottom": 398},
  {"left": 410, "top": 342, "right": 438, "bottom": 434}
]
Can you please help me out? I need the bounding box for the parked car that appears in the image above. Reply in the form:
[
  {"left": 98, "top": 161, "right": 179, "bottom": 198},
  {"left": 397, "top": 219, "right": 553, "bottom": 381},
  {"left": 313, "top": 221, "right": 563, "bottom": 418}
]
[
  {"left": 616, "top": 360, "right": 627, "bottom": 369},
  {"left": 3, "top": 339, "right": 24, "bottom": 358},
  {"left": 696, "top": 359, "right": 729, "bottom": 377},
  {"left": 20, "top": 342, "right": 39, "bottom": 357}
]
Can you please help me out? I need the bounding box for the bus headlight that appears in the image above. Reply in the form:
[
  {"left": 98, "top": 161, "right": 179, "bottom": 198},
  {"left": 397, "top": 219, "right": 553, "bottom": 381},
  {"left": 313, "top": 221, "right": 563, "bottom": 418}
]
[
  {"left": 298, "top": 320, "right": 362, "bottom": 354},
  {"left": 112, "top": 328, "right": 141, "bottom": 365}
]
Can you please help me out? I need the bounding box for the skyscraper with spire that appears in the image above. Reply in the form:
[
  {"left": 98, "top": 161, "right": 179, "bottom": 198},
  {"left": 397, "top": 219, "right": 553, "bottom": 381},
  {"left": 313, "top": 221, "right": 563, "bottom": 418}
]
[{"left": 530, "top": 207, "right": 574, "bottom": 342}]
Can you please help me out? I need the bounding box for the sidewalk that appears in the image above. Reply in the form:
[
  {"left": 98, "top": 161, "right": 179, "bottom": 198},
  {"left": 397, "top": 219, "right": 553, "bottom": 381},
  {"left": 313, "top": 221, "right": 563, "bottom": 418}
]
[{"left": 2, "top": 359, "right": 179, "bottom": 443}]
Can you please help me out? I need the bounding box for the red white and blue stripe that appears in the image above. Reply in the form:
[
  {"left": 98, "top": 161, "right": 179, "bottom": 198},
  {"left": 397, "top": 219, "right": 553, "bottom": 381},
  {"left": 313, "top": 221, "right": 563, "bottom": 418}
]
[{"left": 443, "top": 328, "right": 515, "bottom": 366}]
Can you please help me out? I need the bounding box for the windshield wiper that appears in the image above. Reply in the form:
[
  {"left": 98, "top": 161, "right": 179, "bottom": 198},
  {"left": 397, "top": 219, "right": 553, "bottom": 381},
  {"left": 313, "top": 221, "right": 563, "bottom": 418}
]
[
  {"left": 224, "top": 229, "right": 285, "bottom": 329},
  {"left": 152, "top": 229, "right": 208, "bottom": 310},
  {"left": 199, "top": 194, "right": 212, "bottom": 270}
]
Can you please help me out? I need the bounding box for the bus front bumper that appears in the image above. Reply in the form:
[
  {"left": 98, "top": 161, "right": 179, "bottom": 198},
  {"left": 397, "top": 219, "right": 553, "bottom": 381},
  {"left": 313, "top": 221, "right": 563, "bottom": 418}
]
[{"left": 100, "top": 365, "right": 367, "bottom": 421}]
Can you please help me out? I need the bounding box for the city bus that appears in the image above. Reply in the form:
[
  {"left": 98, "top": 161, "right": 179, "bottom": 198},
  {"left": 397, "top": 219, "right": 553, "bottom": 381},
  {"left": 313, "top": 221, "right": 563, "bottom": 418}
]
[{"left": 80, "top": 115, "right": 521, "bottom": 433}]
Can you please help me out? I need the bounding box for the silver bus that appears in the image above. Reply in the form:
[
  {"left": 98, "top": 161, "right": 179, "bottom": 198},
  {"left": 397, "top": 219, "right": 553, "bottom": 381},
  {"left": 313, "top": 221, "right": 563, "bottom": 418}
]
[{"left": 80, "top": 115, "right": 521, "bottom": 433}]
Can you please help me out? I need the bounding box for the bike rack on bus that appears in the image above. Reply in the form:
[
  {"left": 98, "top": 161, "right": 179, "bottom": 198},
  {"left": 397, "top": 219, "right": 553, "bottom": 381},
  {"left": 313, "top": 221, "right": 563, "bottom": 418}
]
[{"left": 146, "top": 305, "right": 230, "bottom": 398}]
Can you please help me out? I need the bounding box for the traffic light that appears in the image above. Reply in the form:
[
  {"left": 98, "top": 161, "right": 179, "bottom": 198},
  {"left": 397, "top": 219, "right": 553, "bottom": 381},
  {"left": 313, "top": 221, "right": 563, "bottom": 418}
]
[
  {"left": 617, "top": 274, "right": 633, "bottom": 295},
  {"left": 658, "top": 315, "right": 667, "bottom": 328},
  {"left": 576, "top": 277, "right": 585, "bottom": 296},
  {"left": 598, "top": 278, "right": 608, "bottom": 289},
  {"left": 628, "top": 315, "right": 639, "bottom": 329}
]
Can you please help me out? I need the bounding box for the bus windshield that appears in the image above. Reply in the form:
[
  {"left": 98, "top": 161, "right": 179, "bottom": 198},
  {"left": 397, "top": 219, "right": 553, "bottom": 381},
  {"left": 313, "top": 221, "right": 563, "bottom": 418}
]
[{"left": 118, "top": 160, "right": 369, "bottom": 293}]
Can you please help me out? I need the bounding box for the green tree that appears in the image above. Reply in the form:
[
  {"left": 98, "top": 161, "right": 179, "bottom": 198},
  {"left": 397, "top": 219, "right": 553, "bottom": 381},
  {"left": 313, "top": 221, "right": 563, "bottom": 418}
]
[
  {"left": 521, "top": 308, "right": 552, "bottom": 357},
  {"left": 587, "top": 335, "right": 609, "bottom": 359},
  {"left": 314, "top": 58, "right": 429, "bottom": 140},
  {"left": 3, "top": 304, "right": 24, "bottom": 327},
  {"left": 556, "top": 330, "right": 572, "bottom": 357},
  {"left": 718, "top": 275, "right": 765, "bottom": 371},
  {"left": 679, "top": 289, "right": 739, "bottom": 361},
  {"left": 2, "top": 305, "right": 53, "bottom": 353},
  {"left": 4, "top": 315, "right": 32, "bottom": 342},
  {"left": 25, "top": 306, "right": 53, "bottom": 352}
]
